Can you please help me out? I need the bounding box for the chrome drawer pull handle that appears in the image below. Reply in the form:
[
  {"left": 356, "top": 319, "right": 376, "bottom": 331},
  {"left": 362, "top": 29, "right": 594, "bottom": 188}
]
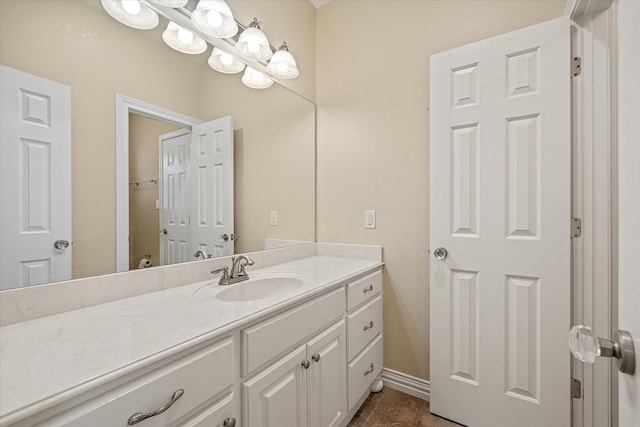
[
  {"left": 223, "top": 417, "right": 237, "bottom": 427},
  {"left": 312, "top": 353, "right": 321, "bottom": 362},
  {"left": 127, "top": 389, "right": 184, "bottom": 425},
  {"left": 364, "top": 363, "right": 375, "bottom": 376},
  {"left": 363, "top": 321, "right": 374, "bottom": 331},
  {"left": 363, "top": 285, "right": 374, "bottom": 294}
]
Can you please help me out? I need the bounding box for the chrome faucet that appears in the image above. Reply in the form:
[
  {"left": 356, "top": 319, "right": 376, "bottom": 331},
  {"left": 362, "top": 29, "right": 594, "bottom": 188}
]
[
  {"left": 211, "top": 255, "right": 255, "bottom": 285},
  {"left": 194, "top": 249, "right": 210, "bottom": 260}
]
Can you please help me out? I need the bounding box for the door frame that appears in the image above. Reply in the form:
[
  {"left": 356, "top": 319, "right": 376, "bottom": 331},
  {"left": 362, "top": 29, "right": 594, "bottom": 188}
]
[
  {"left": 565, "top": 1, "right": 618, "bottom": 426},
  {"left": 115, "top": 95, "right": 201, "bottom": 272}
]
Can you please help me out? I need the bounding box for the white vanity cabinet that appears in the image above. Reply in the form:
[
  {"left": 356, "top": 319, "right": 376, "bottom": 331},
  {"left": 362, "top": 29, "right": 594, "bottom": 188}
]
[
  {"left": 1, "top": 255, "right": 385, "bottom": 427},
  {"left": 31, "top": 336, "right": 238, "bottom": 427},
  {"left": 241, "top": 288, "right": 348, "bottom": 427}
]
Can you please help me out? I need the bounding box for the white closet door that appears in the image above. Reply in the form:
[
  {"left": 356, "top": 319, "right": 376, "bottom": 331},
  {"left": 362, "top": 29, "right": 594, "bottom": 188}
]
[
  {"left": 0, "top": 65, "right": 71, "bottom": 290},
  {"left": 429, "top": 16, "right": 570, "bottom": 427}
]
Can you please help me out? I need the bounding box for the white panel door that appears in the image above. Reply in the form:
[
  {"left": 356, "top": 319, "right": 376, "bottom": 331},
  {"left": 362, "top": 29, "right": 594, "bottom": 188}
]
[
  {"left": 242, "top": 345, "right": 308, "bottom": 427},
  {"left": 190, "top": 116, "right": 234, "bottom": 257},
  {"left": 616, "top": 0, "right": 640, "bottom": 423},
  {"left": 159, "top": 129, "right": 191, "bottom": 266},
  {"left": 429, "top": 16, "right": 570, "bottom": 427},
  {"left": 307, "top": 321, "right": 347, "bottom": 427},
  {"left": 0, "top": 65, "right": 71, "bottom": 290}
]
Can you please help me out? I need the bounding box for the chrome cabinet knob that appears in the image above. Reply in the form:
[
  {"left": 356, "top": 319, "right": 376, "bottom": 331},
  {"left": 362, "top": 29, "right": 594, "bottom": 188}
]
[
  {"left": 53, "top": 240, "right": 70, "bottom": 250},
  {"left": 433, "top": 247, "right": 448, "bottom": 260},
  {"left": 220, "top": 234, "right": 229, "bottom": 241},
  {"left": 363, "top": 321, "right": 374, "bottom": 331},
  {"left": 223, "top": 417, "right": 236, "bottom": 427},
  {"left": 569, "top": 325, "right": 636, "bottom": 375},
  {"left": 364, "top": 363, "right": 375, "bottom": 376},
  {"left": 301, "top": 360, "right": 310, "bottom": 369},
  {"left": 311, "top": 353, "right": 320, "bottom": 363},
  {"left": 160, "top": 229, "right": 167, "bottom": 235}
]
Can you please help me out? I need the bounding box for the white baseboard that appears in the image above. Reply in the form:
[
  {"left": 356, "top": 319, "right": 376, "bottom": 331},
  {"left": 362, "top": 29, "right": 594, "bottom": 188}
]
[{"left": 381, "top": 367, "right": 430, "bottom": 401}]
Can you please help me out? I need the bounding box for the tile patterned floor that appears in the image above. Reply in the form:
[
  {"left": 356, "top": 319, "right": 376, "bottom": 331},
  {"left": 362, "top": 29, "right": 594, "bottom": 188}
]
[{"left": 347, "top": 387, "right": 462, "bottom": 427}]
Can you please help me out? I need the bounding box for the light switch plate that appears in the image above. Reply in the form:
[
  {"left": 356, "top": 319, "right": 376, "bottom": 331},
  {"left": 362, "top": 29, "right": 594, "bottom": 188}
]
[
  {"left": 270, "top": 210, "right": 278, "bottom": 226},
  {"left": 364, "top": 210, "right": 376, "bottom": 229}
]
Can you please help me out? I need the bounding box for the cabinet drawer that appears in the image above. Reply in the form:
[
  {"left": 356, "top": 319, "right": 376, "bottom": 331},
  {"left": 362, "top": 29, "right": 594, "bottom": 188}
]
[
  {"left": 242, "top": 287, "right": 345, "bottom": 375},
  {"left": 347, "top": 271, "right": 382, "bottom": 311},
  {"left": 47, "top": 337, "right": 234, "bottom": 427},
  {"left": 347, "top": 334, "right": 383, "bottom": 409},
  {"left": 180, "top": 392, "right": 235, "bottom": 427},
  {"left": 347, "top": 295, "right": 382, "bottom": 361}
]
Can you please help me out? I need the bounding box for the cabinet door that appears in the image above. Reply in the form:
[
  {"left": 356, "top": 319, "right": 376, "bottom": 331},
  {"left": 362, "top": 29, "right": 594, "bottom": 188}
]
[
  {"left": 242, "top": 345, "right": 308, "bottom": 427},
  {"left": 307, "top": 321, "right": 347, "bottom": 427}
]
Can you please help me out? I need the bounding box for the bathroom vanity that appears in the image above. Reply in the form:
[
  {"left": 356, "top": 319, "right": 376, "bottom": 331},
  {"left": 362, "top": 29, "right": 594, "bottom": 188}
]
[{"left": 0, "top": 245, "right": 383, "bottom": 427}]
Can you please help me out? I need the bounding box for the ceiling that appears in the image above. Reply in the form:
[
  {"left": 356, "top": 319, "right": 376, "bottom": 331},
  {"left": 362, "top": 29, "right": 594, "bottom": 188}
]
[{"left": 309, "top": 0, "right": 331, "bottom": 8}]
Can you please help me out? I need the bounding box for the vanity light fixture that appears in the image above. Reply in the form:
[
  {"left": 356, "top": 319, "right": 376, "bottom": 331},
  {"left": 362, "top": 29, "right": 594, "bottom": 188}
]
[
  {"left": 242, "top": 66, "right": 274, "bottom": 89},
  {"left": 101, "top": 0, "right": 159, "bottom": 30},
  {"left": 191, "top": 0, "right": 238, "bottom": 39},
  {"left": 162, "top": 21, "right": 207, "bottom": 54},
  {"left": 208, "top": 47, "right": 246, "bottom": 74},
  {"left": 149, "top": 0, "right": 188, "bottom": 7},
  {"left": 267, "top": 42, "right": 299, "bottom": 79},
  {"left": 235, "top": 18, "right": 273, "bottom": 61}
]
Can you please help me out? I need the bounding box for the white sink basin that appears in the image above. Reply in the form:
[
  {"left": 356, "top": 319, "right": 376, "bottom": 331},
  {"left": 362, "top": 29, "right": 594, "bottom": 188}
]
[{"left": 216, "top": 276, "right": 304, "bottom": 302}]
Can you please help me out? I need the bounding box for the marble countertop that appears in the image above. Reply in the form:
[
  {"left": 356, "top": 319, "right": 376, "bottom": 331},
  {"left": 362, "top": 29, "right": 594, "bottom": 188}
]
[{"left": 0, "top": 256, "right": 382, "bottom": 424}]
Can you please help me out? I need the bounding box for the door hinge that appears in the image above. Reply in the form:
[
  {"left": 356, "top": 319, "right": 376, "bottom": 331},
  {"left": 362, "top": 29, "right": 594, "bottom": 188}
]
[
  {"left": 571, "top": 56, "right": 582, "bottom": 77},
  {"left": 571, "top": 378, "right": 582, "bottom": 399},
  {"left": 571, "top": 217, "right": 582, "bottom": 238}
]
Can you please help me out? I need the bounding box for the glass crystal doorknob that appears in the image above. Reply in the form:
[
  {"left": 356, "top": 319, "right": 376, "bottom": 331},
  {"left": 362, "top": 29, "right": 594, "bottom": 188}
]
[
  {"left": 569, "top": 325, "right": 601, "bottom": 363},
  {"left": 569, "top": 325, "right": 636, "bottom": 375}
]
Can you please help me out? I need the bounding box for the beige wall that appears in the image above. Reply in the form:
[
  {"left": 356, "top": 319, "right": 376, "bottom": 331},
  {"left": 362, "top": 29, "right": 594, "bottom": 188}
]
[{"left": 315, "top": 0, "right": 565, "bottom": 380}]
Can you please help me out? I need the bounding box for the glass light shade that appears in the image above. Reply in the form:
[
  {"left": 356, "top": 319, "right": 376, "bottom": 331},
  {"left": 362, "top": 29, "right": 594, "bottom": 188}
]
[
  {"left": 162, "top": 22, "right": 207, "bottom": 54},
  {"left": 267, "top": 44, "right": 299, "bottom": 79},
  {"left": 191, "top": 0, "right": 238, "bottom": 38},
  {"left": 208, "top": 48, "right": 245, "bottom": 74},
  {"left": 236, "top": 21, "right": 272, "bottom": 61},
  {"left": 149, "top": 0, "right": 188, "bottom": 7},
  {"left": 101, "top": 0, "right": 159, "bottom": 30},
  {"left": 242, "top": 67, "right": 273, "bottom": 89}
]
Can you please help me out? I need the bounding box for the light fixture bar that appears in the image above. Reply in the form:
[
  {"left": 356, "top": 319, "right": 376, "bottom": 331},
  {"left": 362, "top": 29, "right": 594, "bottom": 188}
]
[{"left": 137, "top": 0, "right": 300, "bottom": 89}]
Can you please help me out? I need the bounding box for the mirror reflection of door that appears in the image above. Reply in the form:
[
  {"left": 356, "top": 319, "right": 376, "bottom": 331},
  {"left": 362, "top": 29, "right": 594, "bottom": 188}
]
[
  {"left": 189, "top": 117, "right": 234, "bottom": 259},
  {"left": 129, "top": 114, "right": 234, "bottom": 271},
  {"left": 159, "top": 129, "right": 191, "bottom": 266},
  {"left": 0, "top": 65, "right": 71, "bottom": 290}
]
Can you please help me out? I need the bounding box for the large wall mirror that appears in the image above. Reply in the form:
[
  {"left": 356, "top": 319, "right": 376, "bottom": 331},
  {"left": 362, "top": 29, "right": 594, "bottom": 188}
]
[{"left": 0, "top": 0, "right": 315, "bottom": 291}]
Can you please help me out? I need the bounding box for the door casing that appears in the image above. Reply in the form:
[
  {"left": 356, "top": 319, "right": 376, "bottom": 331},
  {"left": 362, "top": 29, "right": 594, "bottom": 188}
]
[
  {"left": 566, "top": 0, "right": 617, "bottom": 426},
  {"left": 115, "top": 95, "right": 201, "bottom": 272}
]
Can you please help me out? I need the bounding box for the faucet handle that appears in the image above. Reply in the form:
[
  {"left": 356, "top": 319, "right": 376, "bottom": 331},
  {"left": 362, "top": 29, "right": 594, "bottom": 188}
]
[
  {"left": 211, "top": 266, "right": 229, "bottom": 279},
  {"left": 238, "top": 256, "right": 255, "bottom": 275}
]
